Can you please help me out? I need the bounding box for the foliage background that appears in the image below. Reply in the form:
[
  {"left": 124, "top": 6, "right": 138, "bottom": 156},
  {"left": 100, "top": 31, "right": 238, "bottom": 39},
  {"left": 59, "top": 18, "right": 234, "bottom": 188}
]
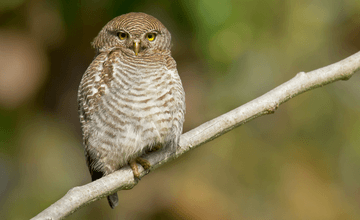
[{"left": 1, "top": 0, "right": 360, "bottom": 219}]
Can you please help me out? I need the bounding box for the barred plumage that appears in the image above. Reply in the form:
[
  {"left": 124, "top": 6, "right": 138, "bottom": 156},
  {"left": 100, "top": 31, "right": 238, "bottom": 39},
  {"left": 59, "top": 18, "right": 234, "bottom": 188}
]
[{"left": 77, "top": 12, "right": 185, "bottom": 209}]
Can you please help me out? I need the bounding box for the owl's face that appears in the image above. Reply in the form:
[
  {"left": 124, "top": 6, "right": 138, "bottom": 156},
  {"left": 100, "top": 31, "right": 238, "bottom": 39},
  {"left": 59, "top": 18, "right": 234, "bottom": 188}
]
[{"left": 92, "top": 12, "right": 172, "bottom": 57}]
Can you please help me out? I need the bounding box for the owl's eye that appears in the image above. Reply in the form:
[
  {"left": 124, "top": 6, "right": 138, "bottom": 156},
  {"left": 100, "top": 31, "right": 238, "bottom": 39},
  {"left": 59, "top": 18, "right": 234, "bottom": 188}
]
[
  {"left": 118, "top": 32, "right": 127, "bottom": 40},
  {"left": 146, "top": 33, "right": 156, "bottom": 41}
]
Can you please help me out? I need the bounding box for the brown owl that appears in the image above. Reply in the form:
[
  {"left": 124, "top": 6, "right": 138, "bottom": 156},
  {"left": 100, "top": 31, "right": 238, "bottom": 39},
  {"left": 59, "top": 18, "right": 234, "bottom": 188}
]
[{"left": 77, "top": 12, "right": 185, "bottom": 208}]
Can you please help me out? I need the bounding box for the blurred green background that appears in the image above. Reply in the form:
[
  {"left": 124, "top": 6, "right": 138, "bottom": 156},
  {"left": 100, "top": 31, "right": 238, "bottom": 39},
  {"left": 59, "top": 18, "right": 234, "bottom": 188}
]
[{"left": 1, "top": 0, "right": 360, "bottom": 219}]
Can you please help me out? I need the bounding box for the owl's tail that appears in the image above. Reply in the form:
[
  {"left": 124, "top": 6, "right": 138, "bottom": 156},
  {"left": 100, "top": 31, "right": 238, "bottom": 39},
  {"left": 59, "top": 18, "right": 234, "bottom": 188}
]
[{"left": 107, "top": 193, "right": 119, "bottom": 209}]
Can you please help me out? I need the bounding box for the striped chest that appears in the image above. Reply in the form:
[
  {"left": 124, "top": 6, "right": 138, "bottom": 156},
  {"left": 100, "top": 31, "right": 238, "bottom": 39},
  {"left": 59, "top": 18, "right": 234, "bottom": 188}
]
[{"left": 84, "top": 51, "right": 180, "bottom": 151}]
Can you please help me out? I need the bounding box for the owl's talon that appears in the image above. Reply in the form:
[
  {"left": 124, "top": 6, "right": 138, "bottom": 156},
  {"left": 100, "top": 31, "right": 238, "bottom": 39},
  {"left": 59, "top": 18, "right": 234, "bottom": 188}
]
[
  {"left": 149, "top": 144, "right": 162, "bottom": 152},
  {"left": 136, "top": 157, "right": 151, "bottom": 170},
  {"left": 129, "top": 157, "right": 151, "bottom": 179},
  {"left": 129, "top": 159, "right": 140, "bottom": 179}
]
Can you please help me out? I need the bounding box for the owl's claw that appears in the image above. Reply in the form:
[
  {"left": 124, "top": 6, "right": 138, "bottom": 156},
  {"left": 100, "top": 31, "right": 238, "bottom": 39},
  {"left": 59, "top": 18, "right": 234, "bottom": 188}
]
[
  {"left": 136, "top": 157, "right": 151, "bottom": 170},
  {"left": 129, "top": 157, "right": 151, "bottom": 180},
  {"left": 147, "top": 144, "right": 162, "bottom": 153},
  {"left": 129, "top": 159, "right": 140, "bottom": 179}
]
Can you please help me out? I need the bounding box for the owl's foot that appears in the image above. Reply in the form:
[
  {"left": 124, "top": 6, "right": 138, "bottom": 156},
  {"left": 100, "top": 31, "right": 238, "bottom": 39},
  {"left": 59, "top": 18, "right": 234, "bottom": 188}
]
[
  {"left": 147, "top": 143, "right": 162, "bottom": 153},
  {"left": 136, "top": 157, "right": 151, "bottom": 170},
  {"left": 129, "top": 157, "right": 151, "bottom": 179}
]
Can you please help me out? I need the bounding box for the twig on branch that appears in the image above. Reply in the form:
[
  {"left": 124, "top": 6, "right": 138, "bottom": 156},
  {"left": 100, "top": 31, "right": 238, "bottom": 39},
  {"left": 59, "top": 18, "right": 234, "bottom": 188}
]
[{"left": 31, "top": 51, "right": 360, "bottom": 220}]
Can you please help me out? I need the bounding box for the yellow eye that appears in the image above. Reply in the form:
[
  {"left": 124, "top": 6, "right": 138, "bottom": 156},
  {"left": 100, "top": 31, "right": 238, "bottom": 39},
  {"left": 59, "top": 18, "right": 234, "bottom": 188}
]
[
  {"left": 146, "top": 33, "right": 156, "bottom": 41},
  {"left": 118, "top": 32, "right": 127, "bottom": 40}
]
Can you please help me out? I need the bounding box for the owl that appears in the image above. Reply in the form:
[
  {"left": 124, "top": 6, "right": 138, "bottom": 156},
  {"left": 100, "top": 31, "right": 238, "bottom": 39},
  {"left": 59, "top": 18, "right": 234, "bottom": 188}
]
[{"left": 77, "top": 12, "right": 185, "bottom": 209}]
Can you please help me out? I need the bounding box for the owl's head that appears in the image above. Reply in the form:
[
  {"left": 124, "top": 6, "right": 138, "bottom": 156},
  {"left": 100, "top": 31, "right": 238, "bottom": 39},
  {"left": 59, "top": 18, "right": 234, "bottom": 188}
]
[{"left": 92, "top": 12, "right": 172, "bottom": 56}]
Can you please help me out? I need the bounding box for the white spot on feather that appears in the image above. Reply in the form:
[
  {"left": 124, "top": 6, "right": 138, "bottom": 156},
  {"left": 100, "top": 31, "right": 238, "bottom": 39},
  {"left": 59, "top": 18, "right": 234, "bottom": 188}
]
[{"left": 91, "top": 88, "right": 98, "bottom": 95}]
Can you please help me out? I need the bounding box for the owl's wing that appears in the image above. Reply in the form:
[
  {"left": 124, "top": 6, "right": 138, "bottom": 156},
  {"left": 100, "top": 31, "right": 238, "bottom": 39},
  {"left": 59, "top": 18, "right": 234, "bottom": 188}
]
[
  {"left": 78, "top": 61, "right": 102, "bottom": 136},
  {"left": 78, "top": 53, "right": 111, "bottom": 175},
  {"left": 165, "top": 56, "right": 186, "bottom": 146}
]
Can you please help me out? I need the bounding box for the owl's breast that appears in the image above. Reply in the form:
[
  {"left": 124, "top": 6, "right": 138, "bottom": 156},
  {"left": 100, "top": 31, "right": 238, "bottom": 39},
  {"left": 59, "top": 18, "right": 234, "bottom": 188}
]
[{"left": 90, "top": 62, "right": 180, "bottom": 151}]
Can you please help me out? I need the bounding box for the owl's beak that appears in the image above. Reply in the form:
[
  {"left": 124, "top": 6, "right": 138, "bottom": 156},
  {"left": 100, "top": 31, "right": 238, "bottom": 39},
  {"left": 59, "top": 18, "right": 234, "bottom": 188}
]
[{"left": 133, "top": 40, "right": 140, "bottom": 56}]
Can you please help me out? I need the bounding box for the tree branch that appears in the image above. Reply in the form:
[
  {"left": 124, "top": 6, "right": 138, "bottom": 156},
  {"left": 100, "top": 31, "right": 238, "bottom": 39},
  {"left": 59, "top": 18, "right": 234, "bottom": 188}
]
[{"left": 31, "top": 51, "right": 360, "bottom": 220}]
